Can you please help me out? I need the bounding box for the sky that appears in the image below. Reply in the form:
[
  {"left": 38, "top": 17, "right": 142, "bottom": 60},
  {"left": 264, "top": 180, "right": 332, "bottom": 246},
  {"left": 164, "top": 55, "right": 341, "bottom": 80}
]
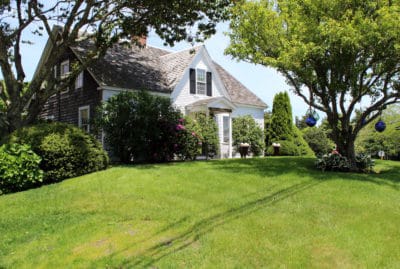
[{"left": 13, "top": 22, "right": 309, "bottom": 118}]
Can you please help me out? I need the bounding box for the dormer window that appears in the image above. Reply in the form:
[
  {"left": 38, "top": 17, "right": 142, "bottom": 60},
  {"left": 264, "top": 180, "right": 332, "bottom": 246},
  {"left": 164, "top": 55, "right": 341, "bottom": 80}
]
[
  {"left": 196, "top": 69, "right": 206, "bottom": 95},
  {"left": 189, "top": 68, "right": 212, "bottom": 96},
  {"left": 60, "top": 60, "right": 69, "bottom": 77},
  {"left": 75, "top": 71, "right": 84, "bottom": 89}
]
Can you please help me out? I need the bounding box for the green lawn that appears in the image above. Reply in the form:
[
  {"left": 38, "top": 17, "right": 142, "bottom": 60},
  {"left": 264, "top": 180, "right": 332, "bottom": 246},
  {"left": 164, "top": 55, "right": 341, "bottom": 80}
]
[{"left": 1, "top": 157, "right": 399, "bottom": 268}]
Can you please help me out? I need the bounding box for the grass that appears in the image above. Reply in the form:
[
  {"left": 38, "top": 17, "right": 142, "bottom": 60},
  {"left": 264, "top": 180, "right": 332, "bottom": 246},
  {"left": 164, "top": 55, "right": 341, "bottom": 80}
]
[{"left": 0, "top": 157, "right": 399, "bottom": 268}]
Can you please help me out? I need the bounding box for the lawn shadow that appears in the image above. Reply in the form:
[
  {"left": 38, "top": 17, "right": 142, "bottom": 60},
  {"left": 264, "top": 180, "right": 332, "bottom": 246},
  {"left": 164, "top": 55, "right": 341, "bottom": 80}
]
[{"left": 94, "top": 179, "right": 321, "bottom": 267}]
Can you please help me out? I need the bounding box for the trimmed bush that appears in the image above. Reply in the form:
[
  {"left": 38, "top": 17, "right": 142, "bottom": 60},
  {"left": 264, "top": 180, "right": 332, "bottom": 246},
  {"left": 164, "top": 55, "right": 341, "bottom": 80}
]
[
  {"left": 232, "top": 115, "right": 264, "bottom": 156},
  {"left": 0, "top": 143, "right": 43, "bottom": 194},
  {"left": 8, "top": 122, "right": 108, "bottom": 182}
]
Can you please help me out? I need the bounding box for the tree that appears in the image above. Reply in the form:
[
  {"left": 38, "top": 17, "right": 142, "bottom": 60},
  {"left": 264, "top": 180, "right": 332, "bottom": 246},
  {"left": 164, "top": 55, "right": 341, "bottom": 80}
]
[
  {"left": 227, "top": 0, "right": 400, "bottom": 170},
  {"left": 266, "top": 92, "right": 313, "bottom": 156},
  {"left": 232, "top": 115, "right": 264, "bottom": 156},
  {"left": 356, "top": 104, "right": 400, "bottom": 160},
  {"left": 0, "top": 0, "right": 231, "bottom": 134},
  {"left": 268, "top": 91, "right": 293, "bottom": 141}
]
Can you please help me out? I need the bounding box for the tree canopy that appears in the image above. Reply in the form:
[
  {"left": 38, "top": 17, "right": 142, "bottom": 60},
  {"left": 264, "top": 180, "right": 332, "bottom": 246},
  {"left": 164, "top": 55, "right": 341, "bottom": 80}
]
[
  {"left": 0, "top": 0, "right": 231, "bottom": 134},
  {"left": 227, "top": 0, "right": 400, "bottom": 168}
]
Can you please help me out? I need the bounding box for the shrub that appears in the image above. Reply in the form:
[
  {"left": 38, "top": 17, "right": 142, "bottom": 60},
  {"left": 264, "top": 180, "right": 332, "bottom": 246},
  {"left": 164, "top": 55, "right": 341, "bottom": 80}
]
[
  {"left": 266, "top": 127, "right": 314, "bottom": 156},
  {"left": 302, "top": 127, "right": 334, "bottom": 156},
  {"left": 315, "top": 153, "right": 350, "bottom": 172},
  {"left": 316, "top": 153, "right": 375, "bottom": 172},
  {"left": 96, "top": 90, "right": 200, "bottom": 163},
  {"left": 174, "top": 117, "right": 202, "bottom": 160},
  {"left": 8, "top": 122, "right": 108, "bottom": 183},
  {"left": 186, "top": 113, "right": 219, "bottom": 158},
  {"left": 232, "top": 115, "right": 264, "bottom": 156},
  {"left": 0, "top": 143, "right": 43, "bottom": 194},
  {"left": 355, "top": 154, "right": 375, "bottom": 172}
]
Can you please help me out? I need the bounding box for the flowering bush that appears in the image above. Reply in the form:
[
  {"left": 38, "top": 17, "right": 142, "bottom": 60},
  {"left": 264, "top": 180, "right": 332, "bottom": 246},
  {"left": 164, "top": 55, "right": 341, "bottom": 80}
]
[{"left": 96, "top": 91, "right": 203, "bottom": 163}]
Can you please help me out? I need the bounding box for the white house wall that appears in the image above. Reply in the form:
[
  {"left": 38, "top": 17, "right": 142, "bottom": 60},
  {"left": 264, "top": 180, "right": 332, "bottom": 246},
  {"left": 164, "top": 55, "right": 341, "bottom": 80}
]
[{"left": 171, "top": 49, "right": 225, "bottom": 114}]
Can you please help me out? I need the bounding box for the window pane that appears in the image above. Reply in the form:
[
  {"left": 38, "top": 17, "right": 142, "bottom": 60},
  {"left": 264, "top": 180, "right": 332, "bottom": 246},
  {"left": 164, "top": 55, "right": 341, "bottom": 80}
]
[
  {"left": 196, "top": 69, "right": 206, "bottom": 82},
  {"left": 223, "top": 116, "right": 229, "bottom": 143},
  {"left": 61, "top": 61, "right": 69, "bottom": 76},
  {"left": 75, "top": 72, "right": 83, "bottom": 89},
  {"left": 197, "top": 82, "right": 206, "bottom": 95},
  {"left": 79, "top": 107, "right": 90, "bottom": 132}
]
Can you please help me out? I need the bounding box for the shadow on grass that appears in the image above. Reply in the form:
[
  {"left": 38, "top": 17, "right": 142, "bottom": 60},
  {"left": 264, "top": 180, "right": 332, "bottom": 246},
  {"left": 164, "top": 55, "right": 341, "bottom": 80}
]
[
  {"left": 209, "top": 157, "right": 400, "bottom": 190},
  {"left": 94, "top": 179, "right": 321, "bottom": 267},
  {"left": 92, "top": 157, "right": 399, "bottom": 267}
]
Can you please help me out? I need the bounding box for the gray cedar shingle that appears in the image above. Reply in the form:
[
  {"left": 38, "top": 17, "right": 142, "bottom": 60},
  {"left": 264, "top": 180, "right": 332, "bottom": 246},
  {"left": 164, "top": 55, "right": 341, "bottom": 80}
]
[{"left": 72, "top": 41, "right": 266, "bottom": 107}]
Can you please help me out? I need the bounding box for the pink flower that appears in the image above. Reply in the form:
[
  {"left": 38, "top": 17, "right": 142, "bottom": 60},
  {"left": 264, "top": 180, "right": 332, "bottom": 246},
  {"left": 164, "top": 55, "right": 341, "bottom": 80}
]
[
  {"left": 175, "top": 124, "right": 185, "bottom": 131},
  {"left": 191, "top": 132, "right": 196, "bottom": 136}
]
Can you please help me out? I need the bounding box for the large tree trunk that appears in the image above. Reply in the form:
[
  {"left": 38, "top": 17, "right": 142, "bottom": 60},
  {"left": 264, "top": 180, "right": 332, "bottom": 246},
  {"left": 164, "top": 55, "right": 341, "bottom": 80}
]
[{"left": 335, "top": 131, "right": 358, "bottom": 172}]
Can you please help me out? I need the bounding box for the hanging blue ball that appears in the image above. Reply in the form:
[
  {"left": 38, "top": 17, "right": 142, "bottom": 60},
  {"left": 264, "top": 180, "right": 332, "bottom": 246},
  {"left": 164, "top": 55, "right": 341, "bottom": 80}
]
[
  {"left": 375, "top": 120, "right": 386, "bottom": 132},
  {"left": 305, "top": 116, "right": 317, "bottom": 127}
]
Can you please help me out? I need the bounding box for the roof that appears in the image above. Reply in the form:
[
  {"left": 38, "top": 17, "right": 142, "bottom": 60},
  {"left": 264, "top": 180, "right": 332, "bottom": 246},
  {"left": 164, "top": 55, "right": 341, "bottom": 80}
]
[
  {"left": 71, "top": 40, "right": 266, "bottom": 107},
  {"left": 213, "top": 62, "right": 267, "bottom": 108}
]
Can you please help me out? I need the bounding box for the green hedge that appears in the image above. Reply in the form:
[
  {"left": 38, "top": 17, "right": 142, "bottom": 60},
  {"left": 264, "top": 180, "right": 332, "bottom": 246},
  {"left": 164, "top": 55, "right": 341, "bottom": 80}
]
[
  {"left": 0, "top": 143, "right": 43, "bottom": 194},
  {"left": 8, "top": 122, "right": 109, "bottom": 183}
]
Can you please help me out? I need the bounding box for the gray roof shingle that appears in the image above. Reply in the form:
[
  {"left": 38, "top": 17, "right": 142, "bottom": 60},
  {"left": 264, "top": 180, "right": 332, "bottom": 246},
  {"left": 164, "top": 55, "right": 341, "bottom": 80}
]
[
  {"left": 72, "top": 41, "right": 266, "bottom": 107},
  {"left": 213, "top": 62, "right": 267, "bottom": 108}
]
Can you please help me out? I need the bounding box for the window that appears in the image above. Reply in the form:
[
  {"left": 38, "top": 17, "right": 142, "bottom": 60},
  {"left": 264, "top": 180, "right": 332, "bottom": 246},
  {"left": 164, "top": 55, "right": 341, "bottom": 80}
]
[
  {"left": 54, "top": 65, "right": 57, "bottom": 78},
  {"left": 196, "top": 68, "right": 206, "bottom": 95},
  {"left": 75, "top": 71, "right": 84, "bottom": 89},
  {"left": 60, "top": 60, "right": 69, "bottom": 77},
  {"left": 79, "top": 105, "right": 90, "bottom": 133},
  {"left": 223, "top": 116, "right": 230, "bottom": 143}
]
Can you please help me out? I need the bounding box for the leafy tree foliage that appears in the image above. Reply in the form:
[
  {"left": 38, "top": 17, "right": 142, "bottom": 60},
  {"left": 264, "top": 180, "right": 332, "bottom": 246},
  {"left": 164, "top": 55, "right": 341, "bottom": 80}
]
[
  {"left": 0, "top": 0, "right": 231, "bottom": 134},
  {"left": 227, "top": 0, "right": 400, "bottom": 169},
  {"left": 302, "top": 127, "right": 334, "bottom": 156},
  {"left": 356, "top": 105, "right": 400, "bottom": 159},
  {"left": 232, "top": 115, "right": 264, "bottom": 156}
]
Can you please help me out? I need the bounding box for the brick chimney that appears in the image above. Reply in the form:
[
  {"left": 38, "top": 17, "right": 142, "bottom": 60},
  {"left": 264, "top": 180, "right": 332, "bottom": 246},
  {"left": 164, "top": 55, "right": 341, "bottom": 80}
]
[{"left": 131, "top": 35, "right": 147, "bottom": 48}]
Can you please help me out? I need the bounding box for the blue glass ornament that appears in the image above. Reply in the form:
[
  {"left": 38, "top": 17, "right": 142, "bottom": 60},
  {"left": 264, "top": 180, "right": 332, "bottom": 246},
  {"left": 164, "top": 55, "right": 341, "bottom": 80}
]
[
  {"left": 375, "top": 120, "right": 386, "bottom": 132},
  {"left": 305, "top": 116, "right": 317, "bottom": 127}
]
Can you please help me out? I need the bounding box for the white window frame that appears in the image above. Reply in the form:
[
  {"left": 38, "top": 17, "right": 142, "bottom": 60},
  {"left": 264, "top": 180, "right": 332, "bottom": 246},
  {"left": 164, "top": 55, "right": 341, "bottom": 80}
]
[
  {"left": 54, "top": 65, "right": 57, "bottom": 78},
  {"left": 75, "top": 71, "right": 84, "bottom": 89},
  {"left": 223, "top": 116, "right": 230, "bottom": 143},
  {"left": 60, "top": 60, "right": 70, "bottom": 78},
  {"left": 78, "top": 105, "right": 90, "bottom": 133},
  {"left": 196, "top": 68, "right": 206, "bottom": 95}
]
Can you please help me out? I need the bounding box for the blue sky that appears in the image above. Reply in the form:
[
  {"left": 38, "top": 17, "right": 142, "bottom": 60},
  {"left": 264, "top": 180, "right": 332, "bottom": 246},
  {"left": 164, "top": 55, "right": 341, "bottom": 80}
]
[{"left": 13, "top": 22, "right": 308, "bottom": 118}]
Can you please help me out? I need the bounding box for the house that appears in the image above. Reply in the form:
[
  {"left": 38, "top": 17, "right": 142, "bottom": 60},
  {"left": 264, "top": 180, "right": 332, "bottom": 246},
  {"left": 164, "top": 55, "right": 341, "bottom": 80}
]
[{"left": 36, "top": 34, "right": 267, "bottom": 159}]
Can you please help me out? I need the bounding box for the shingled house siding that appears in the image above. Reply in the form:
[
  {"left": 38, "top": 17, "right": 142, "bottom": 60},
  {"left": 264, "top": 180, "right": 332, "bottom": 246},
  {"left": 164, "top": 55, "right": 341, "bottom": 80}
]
[{"left": 39, "top": 50, "right": 101, "bottom": 131}]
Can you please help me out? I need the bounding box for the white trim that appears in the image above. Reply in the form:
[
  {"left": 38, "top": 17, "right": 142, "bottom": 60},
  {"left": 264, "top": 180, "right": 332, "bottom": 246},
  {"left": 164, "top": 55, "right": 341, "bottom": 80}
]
[
  {"left": 233, "top": 102, "right": 268, "bottom": 109},
  {"left": 78, "top": 105, "right": 90, "bottom": 133},
  {"left": 100, "top": 87, "right": 171, "bottom": 101},
  {"left": 60, "top": 60, "right": 70, "bottom": 78}
]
